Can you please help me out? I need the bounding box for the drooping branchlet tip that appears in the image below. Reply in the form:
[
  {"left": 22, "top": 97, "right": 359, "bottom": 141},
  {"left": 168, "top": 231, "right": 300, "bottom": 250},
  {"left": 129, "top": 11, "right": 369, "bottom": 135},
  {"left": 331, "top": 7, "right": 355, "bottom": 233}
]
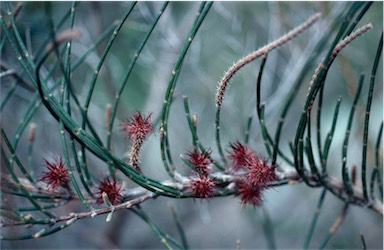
[
  {"left": 96, "top": 178, "right": 123, "bottom": 205},
  {"left": 39, "top": 157, "right": 70, "bottom": 190},
  {"left": 189, "top": 175, "right": 215, "bottom": 199},
  {"left": 187, "top": 149, "right": 212, "bottom": 176}
]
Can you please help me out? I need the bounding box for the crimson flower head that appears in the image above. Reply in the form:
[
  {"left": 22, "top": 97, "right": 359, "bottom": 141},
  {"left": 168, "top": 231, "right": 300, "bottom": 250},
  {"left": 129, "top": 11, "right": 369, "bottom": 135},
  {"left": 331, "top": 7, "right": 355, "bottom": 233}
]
[
  {"left": 122, "top": 111, "right": 153, "bottom": 139},
  {"left": 187, "top": 149, "right": 212, "bottom": 176},
  {"left": 189, "top": 175, "right": 215, "bottom": 199},
  {"left": 227, "top": 141, "right": 256, "bottom": 170},
  {"left": 246, "top": 159, "right": 277, "bottom": 186},
  {"left": 96, "top": 178, "right": 123, "bottom": 205},
  {"left": 39, "top": 157, "right": 70, "bottom": 190},
  {"left": 235, "top": 178, "right": 263, "bottom": 207}
]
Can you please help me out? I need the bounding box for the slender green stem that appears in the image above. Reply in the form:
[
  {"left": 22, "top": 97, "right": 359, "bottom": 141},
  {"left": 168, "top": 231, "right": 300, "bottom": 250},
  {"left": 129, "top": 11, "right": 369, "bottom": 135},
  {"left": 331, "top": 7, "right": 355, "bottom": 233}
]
[
  {"left": 27, "top": 133, "right": 35, "bottom": 181},
  {"left": 322, "top": 96, "right": 342, "bottom": 173},
  {"left": 360, "top": 234, "right": 367, "bottom": 250},
  {"left": 319, "top": 203, "right": 349, "bottom": 249},
  {"left": 256, "top": 56, "right": 268, "bottom": 118},
  {"left": 294, "top": 2, "right": 364, "bottom": 182},
  {"left": 303, "top": 188, "right": 327, "bottom": 249},
  {"left": 106, "top": 2, "right": 169, "bottom": 167},
  {"left": 1, "top": 201, "right": 68, "bottom": 212},
  {"left": 0, "top": 82, "right": 17, "bottom": 111},
  {"left": 132, "top": 207, "right": 182, "bottom": 250},
  {"left": 274, "top": 11, "right": 341, "bottom": 168},
  {"left": 183, "top": 96, "right": 198, "bottom": 149},
  {"left": 34, "top": 5, "right": 73, "bottom": 61},
  {"left": 316, "top": 85, "right": 324, "bottom": 167},
  {"left": 5, "top": 2, "right": 36, "bottom": 71},
  {"left": 0, "top": 217, "right": 78, "bottom": 240},
  {"left": 182, "top": 96, "right": 224, "bottom": 171},
  {"left": 259, "top": 105, "right": 272, "bottom": 157},
  {"left": 160, "top": 2, "right": 213, "bottom": 174},
  {"left": 362, "top": 34, "right": 383, "bottom": 200},
  {"left": 82, "top": 1, "right": 136, "bottom": 128},
  {"left": 170, "top": 205, "right": 189, "bottom": 249},
  {"left": 258, "top": 206, "right": 276, "bottom": 249},
  {"left": 1, "top": 129, "right": 55, "bottom": 218},
  {"left": 79, "top": 2, "right": 136, "bottom": 179},
  {"left": 305, "top": 137, "right": 320, "bottom": 179},
  {"left": 244, "top": 115, "right": 253, "bottom": 144},
  {"left": 343, "top": 2, "right": 372, "bottom": 38},
  {"left": 254, "top": 55, "right": 294, "bottom": 163},
  {"left": 64, "top": 2, "right": 93, "bottom": 197},
  {"left": 51, "top": 1, "right": 92, "bottom": 210},
  {"left": 342, "top": 75, "right": 364, "bottom": 198},
  {"left": 35, "top": 54, "right": 185, "bottom": 197},
  {"left": 215, "top": 105, "right": 227, "bottom": 164},
  {"left": 375, "top": 122, "right": 383, "bottom": 198},
  {"left": 305, "top": 111, "right": 321, "bottom": 179},
  {"left": 0, "top": 17, "right": 37, "bottom": 86},
  {"left": 370, "top": 168, "right": 379, "bottom": 200},
  {"left": 255, "top": 55, "right": 278, "bottom": 165},
  {"left": 3, "top": 190, "right": 64, "bottom": 200}
]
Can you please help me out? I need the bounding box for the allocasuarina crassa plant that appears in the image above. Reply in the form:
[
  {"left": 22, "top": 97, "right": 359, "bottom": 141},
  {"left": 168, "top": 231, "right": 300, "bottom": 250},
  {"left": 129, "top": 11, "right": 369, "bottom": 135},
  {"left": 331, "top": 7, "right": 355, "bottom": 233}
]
[{"left": 0, "top": 1, "right": 382, "bottom": 249}]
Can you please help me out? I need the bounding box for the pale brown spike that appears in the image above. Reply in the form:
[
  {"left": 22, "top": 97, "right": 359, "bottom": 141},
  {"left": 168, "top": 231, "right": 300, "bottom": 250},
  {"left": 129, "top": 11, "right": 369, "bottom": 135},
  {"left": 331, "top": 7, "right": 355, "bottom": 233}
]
[{"left": 215, "top": 13, "right": 321, "bottom": 106}]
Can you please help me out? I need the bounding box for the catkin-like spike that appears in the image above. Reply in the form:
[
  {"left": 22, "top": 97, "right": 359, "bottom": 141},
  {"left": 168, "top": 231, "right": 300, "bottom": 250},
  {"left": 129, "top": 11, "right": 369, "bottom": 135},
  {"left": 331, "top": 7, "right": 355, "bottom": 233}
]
[
  {"left": 129, "top": 134, "right": 145, "bottom": 172},
  {"left": 306, "top": 58, "right": 325, "bottom": 98},
  {"left": 331, "top": 23, "right": 373, "bottom": 59},
  {"left": 306, "top": 23, "right": 373, "bottom": 101},
  {"left": 215, "top": 13, "right": 321, "bottom": 106},
  {"left": 122, "top": 112, "right": 153, "bottom": 172}
]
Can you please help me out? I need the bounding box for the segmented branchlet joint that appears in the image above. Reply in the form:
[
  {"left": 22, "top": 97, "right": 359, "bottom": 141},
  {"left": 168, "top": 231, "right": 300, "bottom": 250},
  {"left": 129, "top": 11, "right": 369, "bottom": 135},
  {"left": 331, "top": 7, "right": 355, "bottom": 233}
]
[
  {"left": 331, "top": 23, "right": 373, "bottom": 59},
  {"left": 215, "top": 12, "right": 321, "bottom": 107}
]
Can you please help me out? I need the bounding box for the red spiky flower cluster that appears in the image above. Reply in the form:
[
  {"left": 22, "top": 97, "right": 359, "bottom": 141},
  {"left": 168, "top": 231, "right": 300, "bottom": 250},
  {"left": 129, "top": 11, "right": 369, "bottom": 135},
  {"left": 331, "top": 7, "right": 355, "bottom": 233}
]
[
  {"left": 39, "top": 157, "right": 70, "bottom": 190},
  {"left": 122, "top": 111, "right": 153, "bottom": 139},
  {"left": 187, "top": 149, "right": 212, "bottom": 176},
  {"left": 121, "top": 111, "right": 154, "bottom": 172},
  {"left": 186, "top": 148, "right": 215, "bottom": 200},
  {"left": 190, "top": 175, "right": 215, "bottom": 199},
  {"left": 227, "top": 141, "right": 277, "bottom": 207},
  {"left": 235, "top": 178, "right": 263, "bottom": 207},
  {"left": 246, "top": 158, "right": 277, "bottom": 187},
  {"left": 96, "top": 178, "right": 123, "bottom": 205},
  {"left": 227, "top": 141, "right": 256, "bottom": 170}
]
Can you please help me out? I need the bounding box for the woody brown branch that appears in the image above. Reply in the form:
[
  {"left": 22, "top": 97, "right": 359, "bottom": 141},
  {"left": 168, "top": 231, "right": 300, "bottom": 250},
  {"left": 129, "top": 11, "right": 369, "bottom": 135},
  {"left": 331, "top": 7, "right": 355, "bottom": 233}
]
[{"left": 2, "top": 168, "right": 382, "bottom": 228}]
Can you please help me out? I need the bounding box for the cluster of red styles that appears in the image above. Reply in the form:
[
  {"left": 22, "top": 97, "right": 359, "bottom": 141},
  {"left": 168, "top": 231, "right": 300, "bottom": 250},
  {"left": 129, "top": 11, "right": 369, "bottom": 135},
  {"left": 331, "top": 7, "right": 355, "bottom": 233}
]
[
  {"left": 39, "top": 112, "right": 277, "bottom": 207},
  {"left": 187, "top": 141, "right": 277, "bottom": 206}
]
